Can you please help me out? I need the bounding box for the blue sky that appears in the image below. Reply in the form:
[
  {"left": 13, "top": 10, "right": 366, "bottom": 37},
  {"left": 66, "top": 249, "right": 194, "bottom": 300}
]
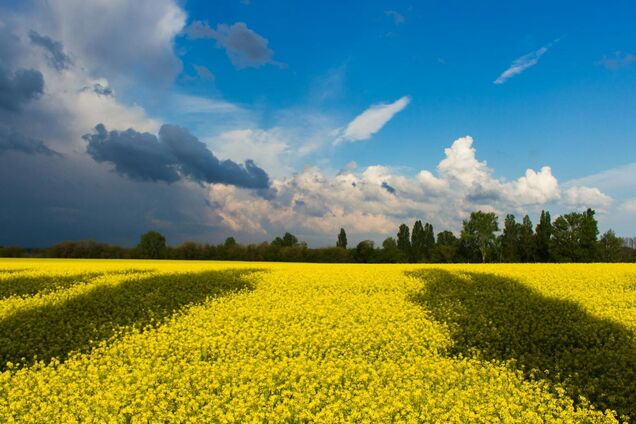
[{"left": 0, "top": 0, "right": 635, "bottom": 246}]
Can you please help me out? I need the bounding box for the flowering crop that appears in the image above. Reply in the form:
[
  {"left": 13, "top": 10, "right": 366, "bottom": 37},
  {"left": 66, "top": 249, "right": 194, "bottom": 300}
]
[{"left": 0, "top": 259, "right": 634, "bottom": 422}]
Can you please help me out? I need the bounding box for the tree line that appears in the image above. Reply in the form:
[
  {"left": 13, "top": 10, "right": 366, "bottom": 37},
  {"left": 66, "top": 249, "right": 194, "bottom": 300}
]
[{"left": 1, "top": 208, "right": 634, "bottom": 262}]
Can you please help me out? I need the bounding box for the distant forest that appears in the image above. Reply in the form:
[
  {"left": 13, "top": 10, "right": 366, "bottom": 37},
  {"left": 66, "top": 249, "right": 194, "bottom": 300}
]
[{"left": 1, "top": 208, "right": 635, "bottom": 263}]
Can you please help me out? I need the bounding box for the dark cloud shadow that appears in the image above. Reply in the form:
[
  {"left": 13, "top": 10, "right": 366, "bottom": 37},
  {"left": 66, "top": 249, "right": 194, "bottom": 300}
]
[
  {"left": 0, "top": 269, "right": 147, "bottom": 299},
  {"left": 408, "top": 269, "right": 636, "bottom": 421},
  {"left": 0, "top": 269, "right": 259, "bottom": 368}
]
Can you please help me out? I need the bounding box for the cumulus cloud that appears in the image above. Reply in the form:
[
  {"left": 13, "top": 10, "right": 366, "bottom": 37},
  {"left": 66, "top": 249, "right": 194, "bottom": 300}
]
[
  {"left": 336, "top": 96, "right": 410, "bottom": 143},
  {"left": 206, "top": 135, "right": 606, "bottom": 245},
  {"left": 185, "top": 21, "right": 283, "bottom": 69},
  {"left": 28, "top": 31, "right": 72, "bottom": 71},
  {"left": 83, "top": 123, "right": 270, "bottom": 189},
  {"left": 494, "top": 41, "right": 556, "bottom": 84}
]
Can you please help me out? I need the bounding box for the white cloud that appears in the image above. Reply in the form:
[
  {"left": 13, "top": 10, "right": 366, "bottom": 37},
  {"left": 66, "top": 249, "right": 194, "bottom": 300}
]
[
  {"left": 208, "top": 128, "right": 292, "bottom": 178},
  {"left": 336, "top": 96, "right": 410, "bottom": 143},
  {"left": 41, "top": 0, "right": 186, "bottom": 85},
  {"left": 508, "top": 166, "right": 560, "bottom": 205},
  {"left": 494, "top": 41, "right": 556, "bottom": 84},
  {"left": 565, "top": 162, "right": 636, "bottom": 193},
  {"left": 563, "top": 186, "right": 613, "bottom": 210}
]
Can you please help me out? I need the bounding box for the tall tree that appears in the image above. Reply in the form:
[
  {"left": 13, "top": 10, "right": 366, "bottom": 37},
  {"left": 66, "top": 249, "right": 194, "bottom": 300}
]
[
  {"left": 501, "top": 214, "right": 520, "bottom": 262},
  {"left": 579, "top": 208, "right": 599, "bottom": 262},
  {"left": 423, "top": 223, "right": 435, "bottom": 262},
  {"left": 598, "top": 230, "right": 623, "bottom": 262},
  {"left": 137, "top": 231, "right": 166, "bottom": 259},
  {"left": 461, "top": 211, "right": 499, "bottom": 263},
  {"left": 411, "top": 220, "right": 425, "bottom": 262},
  {"left": 397, "top": 223, "right": 411, "bottom": 258},
  {"left": 551, "top": 213, "right": 581, "bottom": 262},
  {"left": 535, "top": 210, "right": 552, "bottom": 262},
  {"left": 518, "top": 215, "right": 535, "bottom": 262},
  {"left": 336, "top": 228, "right": 348, "bottom": 249}
]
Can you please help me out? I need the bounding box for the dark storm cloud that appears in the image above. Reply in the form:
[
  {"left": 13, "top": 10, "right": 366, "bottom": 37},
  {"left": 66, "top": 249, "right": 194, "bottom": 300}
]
[
  {"left": 0, "top": 126, "right": 59, "bottom": 156},
  {"left": 184, "top": 21, "right": 282, "bottom": 69},
  {"left": 83, "top": 123, "right": 270, "bottom": 189},
  {"left": 28, "top": 31, "right": 72, "bottom": 71},
  {"left": 0, "top": 65, "right": 44, "bottom": 111}
]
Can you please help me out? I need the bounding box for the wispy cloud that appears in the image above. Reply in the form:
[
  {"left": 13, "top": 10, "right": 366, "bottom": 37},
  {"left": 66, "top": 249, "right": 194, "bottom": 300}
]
[
  {"left": 384, "top": 10, "right": 405, "bottom": 25},
  {"left": 494, "top": 40, "right": 557, "bottom": 84},
  {"left": 596, "top": 51, "right": 636, "bottom": 70},
  {"left": 335, "top": 96, "right": 410, "bottom": 143}
]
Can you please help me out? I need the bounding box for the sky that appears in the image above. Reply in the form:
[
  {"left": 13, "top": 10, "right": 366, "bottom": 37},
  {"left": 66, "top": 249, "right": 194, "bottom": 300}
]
[{"left": 0, "top": 0, "right": 635, "bottom": 247}]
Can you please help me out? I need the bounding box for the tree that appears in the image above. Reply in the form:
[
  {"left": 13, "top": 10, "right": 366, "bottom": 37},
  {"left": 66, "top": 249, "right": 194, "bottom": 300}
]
[
  {"left": 535, "top": 210, "right": 552, "bottom": 262},
  {"left": 411, "top": 220, "right": 425, "bottom": 262},
  {"left": 336, "top": 228, "right": 348, "bottom": 249},
  {"left": 224, "top": 237, "right": 237, "bottom": 248},
  {"left": 579, "top": 208, "right": 599, "bottom": 262},
  {"left": 396, "top": 224, "right": 411, "bottom": 258},
  {"left": 433, "top": 230, "right": 459, "bottom": 263},
  {"left": 461, "top": 211, "right": 499, "bottom": 263},
  {"left": 272, "top": 232, "right": 299, "bottom": 248},
  {"left": 354, "top": 240, "right": 375, "bottom": 263},
  {"left": 379, "top": 237, "right": 404, "bottom": 263},
  {"left": 423, "top": 223, "right": 435, "bottom": 262},
  {"left": 551, "top": 213, "right": 581, "bottom": 262},
  {"left": 137, "top": 231, "right": 166, "bottom": 259},
  {"left": 518, "top": 215, "right": 535, "bottom": 262},
  {"left": 282, "top": 232, "right": 299, "bottom": 247},
  {"left": 501, "top": 214, "right": 520, "bottom": 262},
  {"left": 598, "top": 230, "right": 623, "bottom": 262}
]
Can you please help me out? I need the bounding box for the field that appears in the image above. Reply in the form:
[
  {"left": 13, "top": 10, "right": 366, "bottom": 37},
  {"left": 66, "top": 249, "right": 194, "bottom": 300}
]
[{"left": 1, "top": 260, "right": 635, "bottom": 423}]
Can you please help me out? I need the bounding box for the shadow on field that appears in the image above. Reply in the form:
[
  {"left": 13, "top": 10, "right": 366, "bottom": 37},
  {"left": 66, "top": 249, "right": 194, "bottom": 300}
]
[
  {"left": 0, "top": 270, "right": 147, "bottom": 299},
  {"left": 408, "top": 269, "right": 636, "bottom": 421},
  {"left": 0, "top": 269, "right": 258, "bottom": 369}
]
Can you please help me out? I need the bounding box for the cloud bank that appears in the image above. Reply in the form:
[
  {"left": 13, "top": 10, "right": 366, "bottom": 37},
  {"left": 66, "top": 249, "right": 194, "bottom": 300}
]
[{"left": 206, "top": 135, "right": 610, "bottom": 245}]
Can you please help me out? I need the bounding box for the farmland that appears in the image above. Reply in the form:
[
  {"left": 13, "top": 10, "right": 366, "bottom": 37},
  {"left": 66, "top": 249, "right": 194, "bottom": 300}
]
[{"left": 1, "top": 259, "right": 635, "bottom": 422}]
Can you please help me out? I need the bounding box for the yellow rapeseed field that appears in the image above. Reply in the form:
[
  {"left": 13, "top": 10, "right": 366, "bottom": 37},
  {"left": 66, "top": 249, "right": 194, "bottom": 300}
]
[{"left": 0, "top": 259, "right": 635, "bottom": 423}]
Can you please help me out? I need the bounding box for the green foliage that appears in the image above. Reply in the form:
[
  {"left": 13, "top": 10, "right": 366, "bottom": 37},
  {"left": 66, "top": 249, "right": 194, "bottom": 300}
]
[
  {"left": 518, "top": 215, "right": 535, "bottom": 262},
  {"left": 461, "top": 211, "right": 499, "bottom": 263},
  {"left": 354, "top": 240, "right": 375, "bottom": 263},
  {"left": 535, "top": 210, "right": 552, "bottom": 262},
  {"left": 396, "top": 224, "right": 411, "bottom": 257},
  {"left": 137, "top": 231, "right": 167, "bottom": 259},
  {"left": 411, "top": 269, "right": 636, "bottom": 421},
  {"left": 432, "top": 231, "right": 459, "bottom": 263},
  {"left": 501, "top": 214, "right": 520, "bottom": 262},
  {"left": 598, "top": 230, "right": 623, "bottom": 262}
]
